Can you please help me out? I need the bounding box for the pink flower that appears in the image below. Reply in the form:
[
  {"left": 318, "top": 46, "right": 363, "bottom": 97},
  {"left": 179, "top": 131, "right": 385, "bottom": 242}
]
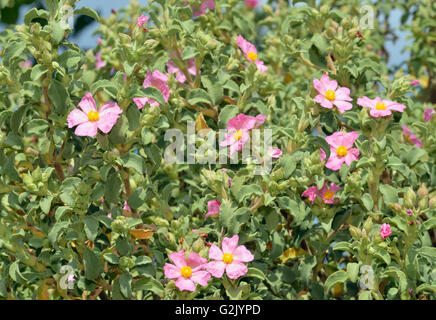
[
  {"left": 67, "top": 92, "right": 122, "bottom": 137},
  {"left": 164, "top": 250, "right": 210, "bottom": 292},
  {"left": 185, "top": 0, "right": 215, "bottom": 17},
  {"left": 245, "top": 0, "right": 259, "bottom": 8},
  {"left": 107, "top": 213, "right": 112, "bottom": 219},
  {"left": 402, "top": 125, "right": 422, "bottom": 148},
  {"left": 237, "top": 35, "right": 268, "bottom": 73},
  {"left": 302, "top": 182, "right": 340, "bottom": 204},
  {"left": 411, "top": 80, "right": 420, "bottom": 86},
  {"left": 320, "top": 131, "right": 360, "bottom": 171},
  {"left": 406, "top": 209, "right": 413, "bottom": 216},
  {"left": 424, "top": 108, "right": 435, "bottom": 122},
  {"left": 167, "top": 58, "right": 196, "bottom": 83},
  {"left": 137, "top": 15, "right": 149, "bottom": 27},
  {"left": 67, "top": 274, "right": 75, "bottom": 283},
  {"left": 269, "top": 148, "right": 282, "bottom": 159},
  {"left": 205, "top": 200, "right": 221, "bottom": 220},
  {"left": 206, "top": 235, "right": 254, "bottom": 280},
  {"left": 133, "top": 70, "right": 170, "bottom": 109},
  {"left": 380, "top": 223, "right": 392, "bottom": 239},
  {"left": 357, "top": 96, "right": 406, "bottom": 117},
  {"left": 123, "top": 200, "right": 131, "bottom": 212},
  {"left": 95, "top": 51, "right": 106, "bottom": 69},
  {"left": 313, "top": 74, "right": 352, "bottom": 114},
  {"left": 219, "top": 113, "right": 266, "bottom": 156},
  {"left": 97, "top": 38, "right": 102, "bottom": 45}
]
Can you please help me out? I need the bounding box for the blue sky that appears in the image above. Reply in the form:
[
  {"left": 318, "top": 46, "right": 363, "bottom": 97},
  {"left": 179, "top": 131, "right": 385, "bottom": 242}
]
[{"left": 2, "top": 0, "right": 411, "bottom": 69}]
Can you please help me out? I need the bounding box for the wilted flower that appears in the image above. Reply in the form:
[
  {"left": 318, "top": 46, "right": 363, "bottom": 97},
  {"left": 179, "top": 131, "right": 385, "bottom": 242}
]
[
  {"left": 186, "top": 0, "right": 215, "bottom": 17},
  {"left": 67, "top": 92, "right": 122, "bottom": 137},
  {"left": 313, "top": 74, "right": 353, "bottom": 114},
  {"left": 133, "top": 70, "right": 170, "bottom": 109},
  {"left": 380, "top": 223, "right": 392, "bottom": 239},
  {"left": 357, "top": 96, "right": 406, "bottom": 117},
  {"left": 402, "top": 125, "right": 422, "bottom": 148},
  {"left": 95, "top": 51, "right": 106, "bottom": 69},
  {"left": 269, "top": 148, "right": 282, "bottom": 159},
  {"left": 424, "top": 108, "right": 434, "bottom": 122},
  {"left": 205, "top": 200, "right": 221, "bottom": 220},
  {"left": 206, "top": 235, "right": 254, "bottom": 279},
  {"left": 237, "top": 35, "right": 268, "bottom": 72},
  {"left": 137, "top": 15, "right": 149, "bottom": 27},
  {"left": 320, "top": 131, "right": 360, "bottom": 171},
  {"left": 164, "top": 250, "right": 210, "bottom": 292},
  {"left": 167, "top": 57, "right": 197, "bottom": 83},
  {"left": 245, "top": 0, "right": 259, "bottom": 8}
]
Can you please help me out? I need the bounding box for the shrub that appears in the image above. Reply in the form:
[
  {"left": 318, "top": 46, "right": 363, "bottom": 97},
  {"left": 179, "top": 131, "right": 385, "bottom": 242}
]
[{"left": 0, "top": 0, "right": 435, "bottom": 300}]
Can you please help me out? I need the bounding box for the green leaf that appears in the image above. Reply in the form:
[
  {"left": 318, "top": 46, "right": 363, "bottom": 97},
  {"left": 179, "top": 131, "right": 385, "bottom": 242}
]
[
  {"left": 50, "top": 21, "right": 64, "bottom": 44},
  {"left": 39, "top": 195, "right": 53, "bottom": 214},
  {"left": 9, "top": 261, "right": 26, "bottom": 283},
  {"left": 58, "top": 50, "right": 81, "bottom": 69},
  {"left": 139, "top": 87, "right": 165, "bottom": 106},
  {"left": 25, "top": 119, "right": 50, "bottom": 136},
  {"left": 121, "top": 153, "right": 145, "bottom": 174},
  {"left": 308, "top": 44, "right": 326, "bottom": 68},
  {"left": 310, "top": 136, "right": 330, "bottom": 162},
  {"left": 358, "top": 290, "right": 372, "bottom": 300},
  {"left": 416, "top": 284, "right": 436, "bottom": 294},
  {"left": 379, "top": 184, "right": 398, "bottom": 206},
  {"left": 201, "top": 76, "right": 223, "bottom": 106},
  {"left": 83, "top": 247, "right": 103, "bottom": 280},
  {"left": 373, "top": 247, "right": 391, "bottom": 265},
  {"left": 234, "top": 184, "right": 263, "bottom": 203},
  {"left": 279, "top": 155, "right": 296, "bottom": 179},
  {"left": 422, "top": 218, "right": 436, "bottom": 231},
  {"left": 135, "top": 256, "right": 152, "bottom": 266},
  {"left": 405, "top": 147, "right": 427, "bottom": 165},
  {"left": 31, "top": 64, "right": 49, "bottom": 81},
  {"left": 127, "top": 188, "right": 147, "bottom": 210},
  {"left": 83, "top": 216, "right": 99, "bottom": 242},
  {"left": 48, "top": 79, "right": 68, "bottom": 114},
  {"left": 381, "top": 267, "right": 407, "bottom": 292},
  {"left": 24, "top": 8, "right": 49, "bottom": 25},
  {"left": 103, "top": 253, "right": 119, "bottom": 264},
  {"left": 104, "top": 172, "right": 121, "bottom": 204},
  {"left": 134, "top": 277, "right": 164, "bottom": 296},
  {"left": 119, "top": 273, "right": 132, "bottom": 299},
  {"left": 218, "top": 105, "right": 239, "bottom": 128},
  {"left": 182, "top": 46, "right": 198, "bottom": 60},
  {"left": 74, "top": 7, "right": 99, "bottom": 21},
  {"left": 325, "top": 270, "right": 348, "bottom": 293},
  {"left": 126, "top": 104, "right": 140, "bottom": 131},
  {"left": 187, "top": 88, "right": 212, "bottom": 105},
  {"left": 361, "top": 193, "right": 373, "bottom": 211},
  {"left": 346, "top": 263, "right": 359, "bottom": 282},
  {"left": 91, "top": 80, "right": 118, "bottom": 98}
]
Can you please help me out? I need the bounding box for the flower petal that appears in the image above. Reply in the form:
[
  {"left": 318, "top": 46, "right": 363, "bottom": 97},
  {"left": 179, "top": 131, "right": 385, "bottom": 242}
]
[
  {"left": 208, "top": 244, "right": 224, "bottom": 260},
  {"left": 233, "top": 245, "right": 254, "bottom": 262},
  {"left": 175, "top": 277, "right": 196, "bottom": 292},
  {"left": 222, "top": 235, "right": 239, "bottom": 254},
  {"left": 169, "top": 250, "right": 187, "bottom": 268},
  {"left": 206, "top": 260, "right": 226, "bottom": 278},
  {"left": 190, "top": 270, "right": 211, "bottom": 286},
  {"left": 67, "top": 109, "right": 88, "bottom": 128},
  {"left": 164, "top": 263, "right": 180, "bottom": 279},
  {"left": 74, "top": 121, "right": 98, "bottom": 137},
  {"left": 226, "top": 261, "right": 248, "bottom": 279},
  {"left": 78, "top": 92, "right": 98, "bottom": 114}
]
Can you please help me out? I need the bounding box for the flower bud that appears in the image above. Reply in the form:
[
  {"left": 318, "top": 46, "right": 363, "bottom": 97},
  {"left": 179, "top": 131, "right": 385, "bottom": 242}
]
[
  {"left": 119, "top": 256, "right": 135, "bottom": 270},
  {"left": 417, "top": 184, "right": 428, "bottom": 197},
  {"left": 349, "top": 225, "right": 361, "bottom": 240},
  {"left": 404, "top": 188, "right": 416, "bottom": 207},
  {"left": 363, "top": 217, "right": 373, "bottom": 234},
  {"left": 111, "top": 216, "right": 128, "bottom": 234}
]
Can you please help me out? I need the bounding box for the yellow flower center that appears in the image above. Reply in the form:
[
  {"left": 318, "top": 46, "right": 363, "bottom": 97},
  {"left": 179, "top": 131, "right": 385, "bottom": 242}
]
[
  {"left": 223, "top": 253, "right": 233, "bottom": 264},
  {"left": 375, "top": 102, "right": 386, "bottom": 110},
  {"left": 325, "top": 90, "right": 336, "bottom": 101},
  {"left": 336, "top": 145, "right": 348, "bottom": 157},
  {"left": 87, "top": 110, "right": 99, "bottom": 122},
  {"left": 324, "top": 190, "right": 335, "bottom": 200},
  {"left": 233, "top": 130, "right": 243, "bottom": 141},
  {"left": 180, "top": 266, "right": 192, "bottom": 278},
  {"left": 247, "top": 51, "right": 258, "bottom": 61}
]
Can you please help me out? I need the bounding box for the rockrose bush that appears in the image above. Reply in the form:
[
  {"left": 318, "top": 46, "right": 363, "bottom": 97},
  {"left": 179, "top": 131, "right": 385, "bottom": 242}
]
[{"left": 0, "top": 0, "right": 435, "bottom": 300}]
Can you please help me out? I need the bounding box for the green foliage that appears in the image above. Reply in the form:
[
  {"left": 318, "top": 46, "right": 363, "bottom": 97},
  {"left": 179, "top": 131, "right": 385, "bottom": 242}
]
[{"left": 0, "top": 0, "right": 435, "bottom": 301}]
